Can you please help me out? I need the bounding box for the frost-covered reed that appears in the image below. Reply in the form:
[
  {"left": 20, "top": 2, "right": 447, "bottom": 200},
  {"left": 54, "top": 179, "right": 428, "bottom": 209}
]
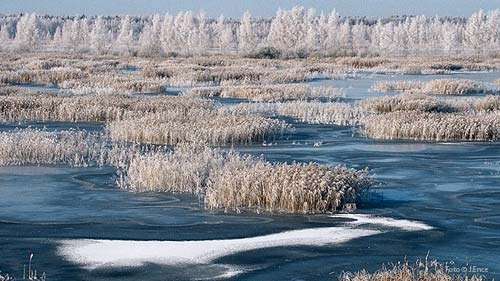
[
  {"left": 205, "top": 155, "right": 370, "bottom": 214},
  {"left": 59, "top": 74, "right": 169, "bottom": 94},
  {"left": 0, "top": 93, "right": 212, "bottom": 123},
  {"left": 372, "top": 80, "right": 422, "bottom": 93},
  {"left": 119, "top": 144, "right": 371, "bottom": 214},
  {"left": 165, "top": 67, "right": 315, "bottom": 87},
  {"left": 187, "top": 84, "right": 343, "bottom": 102},
  {"left": 472, "top": 95, "right": 500, "bottom": 112},
  {"left": 373, "top": 79, "right": 490, "bottom": 95},
  {"left": 0, "top": 271, "right": 13, "bottom": 281},
  {"left": 0, "top": 67, "right": 87, "bottom": 86},
  {"left": 422, "top": 79, "right": 490, "bottom": 95},
  {"left": 339, "top": 258, "right": 484, "bottom": 281},
  {"left": 0, "top": 129, "right": 104, "bottom": 166},
  {"left": 361, "top": 111, "right": 500, "bottom": 141},
  {"left": 221, "top": 101, "right": 364, "bottom": 126},
  {"left": 107, "top": 107, "right": 289, "bottom": 146},
  {"left": 119, "top": 144, "right": 226, "bottom": 194},
  {"left": 361, "top": 95, "right": 456, "bottom": 113},
  {"left": 361, "top": 94, "right": 500, "bottom": 114}
]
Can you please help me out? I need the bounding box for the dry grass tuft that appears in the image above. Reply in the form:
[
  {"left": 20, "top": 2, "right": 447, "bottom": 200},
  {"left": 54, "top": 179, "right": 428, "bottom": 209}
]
[
  {"left": 372, "top": 80, "right": 422, "bottom": 93},
  {"left": 119, "top": 144, "right": 371, "bottom": 214},
  {"left": 0, "top": 68, "right": 88, "bottom": 87},
  {"left": 205, "top": 156, "right": 370, "bottom": 214},
  {"left": 0, "top": 129, "right": 104, "bottom": 167},
  {"left": 187, "top": 84, "right": 343, "bottom": 102},
  {"left": 336, "top": 57, "right": 390, "bottom": 69},
  {"left": 373, "top": 79, "right": 490, "bottom": 95},
  {"left": 0, "top": 92, "right": 212, "bottom": 123},
  {"left": 361, "top": 111, "right": 500, "bottom": 141},
  {"left": 360, "top": 95, "right": 456, "bottom": 114},
  {"left": 339, "top": 258, "right": 485, "bottom": 281},
  {"left": 107, "top": 107, "right": 289, "bottom": 146},
  {"left": 221, "top": 101, "right": 364, "bottom": 126},
  {"left": 422, "top": 79, "right": 489, "bottom": 95}
]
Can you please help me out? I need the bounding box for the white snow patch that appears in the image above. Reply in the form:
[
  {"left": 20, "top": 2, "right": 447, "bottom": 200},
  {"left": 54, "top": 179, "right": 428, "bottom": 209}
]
[
  {"left": 331, "top": 213, "right": 433, "bottom": 231},
  {"left": 57, "top": 213, "right": 432, "bottom": 277},
  {"left": 58, "top": 227, "right": 379, "bottom": 270}
]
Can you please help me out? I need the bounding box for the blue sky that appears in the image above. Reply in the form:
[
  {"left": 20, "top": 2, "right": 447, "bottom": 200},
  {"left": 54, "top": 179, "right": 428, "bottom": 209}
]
[{"left": 0, "top": 0, "right": 498, "bottom": 17}]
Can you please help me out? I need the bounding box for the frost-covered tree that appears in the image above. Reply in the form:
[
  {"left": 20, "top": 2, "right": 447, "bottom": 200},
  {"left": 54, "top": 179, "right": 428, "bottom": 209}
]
[
  {"left": 64, "top": 18, "right": 90, "bottom": 51},
  {"left": 238, "top": 11, "right": 257, "bottom": 54},
  {"left": 465, "top": 10, "right": 488, "bottom": 54},
  {"left": 15, "top": 13, "right": 42, "bottom": 50},
  {"left": 90, "top": 16, "right": 110, "bottom": 54},
  {"left": 338, "top": 21, "right": 353, "bottom": 54},
  {"left": 115, "top": 15, "right": 134, "bottom": 55},
  {"left": 305, "top": 18, "right": 320, "bottom": 54},
  {"left": 442, "top": 22, "right": 461, "bottom": 55},
  {"left": 195, "top": 12, "right": 211, "bottom": 54},
  {"left": 0, "top": 25, "right": 11, "bottom": 46},
  {"left": 324, "top": 10, "right": 340, "bottom": 53},
  {"left": 139, "top": 14, "right": 162, "bottom": 56},
  {"left": 0, "top": 7, "right": 497, "bottom": 57},
  {"left": 160, "top": 14, "right": 175, "bottom": 53},
  {"left": 352, "top": 24, "right": 369, "bottom": 55},
  {"left": 486, "top": 10, "right": 500, "bottom": 54},
  {"left": 220, "top": 23, "right": 236, "bottom": 52},
  {"left": 214, "top": 15, "right": 227, "bottom": 52}
]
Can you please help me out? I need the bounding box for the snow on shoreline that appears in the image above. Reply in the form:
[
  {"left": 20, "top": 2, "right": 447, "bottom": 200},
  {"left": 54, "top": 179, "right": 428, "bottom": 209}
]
[{"left": 57, "top": 214, "right": 432, "bottom": 270}]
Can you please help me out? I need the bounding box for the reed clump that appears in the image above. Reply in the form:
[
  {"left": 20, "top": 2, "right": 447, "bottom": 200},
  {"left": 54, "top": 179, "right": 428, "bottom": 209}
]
[
  {"left": 107, "top": 107, "right": 289, "bottom": 146},
  {"left": 221, "top": 101, "right": 364, "bottom": 126},
  {"left": 0, "top": 129, "right": 104, "bottom": 167},
  {"left": 119, "top": 144, "right": 226, "bottom": 194},
  {"left": 372, "top": 80, "right": 422, "bottom": 93},
  {"left": 361, "top": 94, "right": 500, "bottom": 114},
  {"left": 0, "top": 68, "right": 88, "bottom": 86},
  {"left": 60, "top": 74, "right": 168, "bottom": 94},
  {"left": 472, "top": 95, "right": 500, "bottom": 112},
  {"left": 361, "top": 111, "right": 500, "bottom": 141},
  {"left": 0, "top": 93, "right": 212, "bottom": 123},
  {"left": 422, "top": 79, "right": 489, "bottom": 95},
  {"left": 187, "top": 84, "right": 343, "bottom": 102},
  {"left": 205, "top": 156, "right": 370, "bottom": 214},
  {"left": 339, "top": 258, "right": 485, "bottom": 281},
  {"left": 119, "top": 144, "right": 371, "bottom": 214},
  {"left": 360, "top": 95, "right": 457, "bottom": 114},
  {"left": 373, "top": 79, "right": 490, "bottom": 95}
]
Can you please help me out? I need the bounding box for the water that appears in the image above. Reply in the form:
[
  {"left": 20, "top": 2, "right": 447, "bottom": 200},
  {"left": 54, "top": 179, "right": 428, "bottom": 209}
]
[{"left": 0, "top": 72, "right": 499, "bottom": 280}]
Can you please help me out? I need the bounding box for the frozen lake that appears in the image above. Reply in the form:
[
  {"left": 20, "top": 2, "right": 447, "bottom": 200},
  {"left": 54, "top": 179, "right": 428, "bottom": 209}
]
[{"left": 0, "top": 71, "right": 499, "bottom": 280}]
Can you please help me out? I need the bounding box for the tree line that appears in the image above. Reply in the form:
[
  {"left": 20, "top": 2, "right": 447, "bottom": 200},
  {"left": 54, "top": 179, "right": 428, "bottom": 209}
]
[{"left": 1, "top": 6, "right": 498, "bottom": 57}]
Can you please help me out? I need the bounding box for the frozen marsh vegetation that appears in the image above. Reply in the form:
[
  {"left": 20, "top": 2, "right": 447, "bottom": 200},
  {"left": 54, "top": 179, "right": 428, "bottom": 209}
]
[
  {"left": 186, "top": 84, "right": 344, "bottom": 102},
  {"left": 107, "top": 107, "right": 289, "bottom": 146},
  {"left": 373, "top": 79, "right": 494, "bottom": 95},
  {"left": 339, "top": 258, "right": 485, "bottom": 281},
  {"left": 221, "top": 101, "right": 364, "bottom": 126},
  {"left": 119, "top": 144, "right": 372, "bottom": 214}
]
